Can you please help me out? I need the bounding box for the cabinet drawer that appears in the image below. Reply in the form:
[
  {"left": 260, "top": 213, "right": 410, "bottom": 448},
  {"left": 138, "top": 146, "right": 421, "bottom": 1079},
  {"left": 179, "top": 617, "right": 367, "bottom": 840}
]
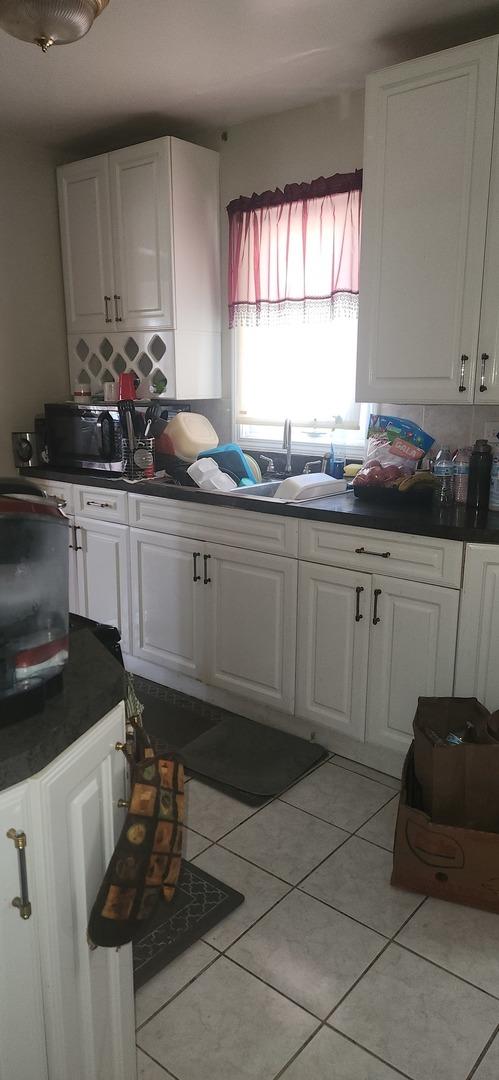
[
  {"left": 75, "top": 486, "right": 128, "bottom": 523},
  {"left": 32, "top": 479, "right": 74, "bottom": 516},
  {"left": 299, "top": 521, "right": 463, "bottom": 588},
  {"left": 128, "top": 495, "right": 298, "bottom": 556}
]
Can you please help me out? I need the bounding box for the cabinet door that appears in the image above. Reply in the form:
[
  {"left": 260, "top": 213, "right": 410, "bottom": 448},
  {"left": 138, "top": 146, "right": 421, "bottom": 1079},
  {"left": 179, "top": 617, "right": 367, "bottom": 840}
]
[
  {"left": 76, "top": 517, "right": 131, "bottom": 654},
  {"left": 204, "top": 543, "right": 297, "bottom": 712},
  {"left": 57, "top": 155, "right": 115, "bottom": 334},
  {"left": 475, "top": 77, "right": 499, "bottom": 404},
  {"left": 109, "top": 139, "right": 175, "bottom": 331},
  {"left": 129, "top": 528, "right": 204, "bottom": 677},
  {"left": 30, "top": 703, "right": 136, "bottom": 1080},
  {"left": 366, "top": 575, "right": 459, "bottom": 753},
  {"left": 357, "top": 37, "right": 498, "bottom": 404},
  {"left": 0, "top": 784, "right": 48, "bottom": 1080},
  {"left": 295, "top": 563, "right": 371, "bottom": 741},
  {"left": 455, "top": 545, "right": 499, "bottom": 708}
]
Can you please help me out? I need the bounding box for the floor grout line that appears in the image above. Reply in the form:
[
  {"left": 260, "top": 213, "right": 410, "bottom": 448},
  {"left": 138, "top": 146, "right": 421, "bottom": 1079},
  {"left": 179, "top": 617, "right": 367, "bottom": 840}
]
[
  {"left": 325, "top": 757, "right": 402, "bottom": 790},
  {"left": 325, "top": 1024, "right": 415, "bottom": 1080},
  {"left": 137, "top": 1044, "right": 181, "bottom": 1079},
  {"left": 135, "top": 949, "right": 220, "bottom": 1033},
  {"left": 393, "top": 940, "right": 499, "bottom": 1003},
  {"left": 466, "top": 1021, "right": 499, "bottom": 1079}
]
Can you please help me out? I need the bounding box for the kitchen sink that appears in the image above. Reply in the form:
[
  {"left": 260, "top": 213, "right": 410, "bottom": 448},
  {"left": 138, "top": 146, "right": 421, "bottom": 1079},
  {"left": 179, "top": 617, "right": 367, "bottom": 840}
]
[{"left": 230, "top": 480, "right": 285, "bottom": 500}]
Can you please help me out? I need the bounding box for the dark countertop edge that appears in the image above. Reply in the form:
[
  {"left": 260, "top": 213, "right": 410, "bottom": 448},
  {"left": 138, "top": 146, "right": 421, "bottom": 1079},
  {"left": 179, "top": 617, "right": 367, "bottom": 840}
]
[{"left": 20, "top": 467, "right": 499, "bottom": 544}]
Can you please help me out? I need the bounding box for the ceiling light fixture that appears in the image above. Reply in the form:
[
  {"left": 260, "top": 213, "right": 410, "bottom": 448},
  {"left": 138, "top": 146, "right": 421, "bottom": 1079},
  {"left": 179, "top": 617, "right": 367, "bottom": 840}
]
[{"left": 0, "top": 0, "right": 109, "bottom": 52}]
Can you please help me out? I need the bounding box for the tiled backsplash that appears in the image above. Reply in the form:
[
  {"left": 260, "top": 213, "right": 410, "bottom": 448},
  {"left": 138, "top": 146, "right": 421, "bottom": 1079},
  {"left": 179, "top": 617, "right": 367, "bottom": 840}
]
[{"left": 381, "top": 404, "right": 499, "bottom": 452}]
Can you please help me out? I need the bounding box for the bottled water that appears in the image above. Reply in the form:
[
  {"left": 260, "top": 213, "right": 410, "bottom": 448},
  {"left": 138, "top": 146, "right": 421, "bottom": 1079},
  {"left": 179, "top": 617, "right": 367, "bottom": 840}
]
[
  {"left": 453, "top": 447, "right": 471, "bottom": 505},
  {"left": 433, "top": 446, "right": 454, "bottom": 507}
]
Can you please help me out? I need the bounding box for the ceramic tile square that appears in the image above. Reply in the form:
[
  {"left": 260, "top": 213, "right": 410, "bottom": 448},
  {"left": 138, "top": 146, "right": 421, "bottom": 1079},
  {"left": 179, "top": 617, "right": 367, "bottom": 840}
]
[
  {"left": 221, "top": 798, "right": 348, "bottom": 884},
  {"left": 193, "top": 844, "right": 290, "bottom": 950},
  {"left": 183, "top": 827, "right": 212, "bottom": 861},
  {"left": 332, "top": 756, "right": 401, "bottom": 791},
  {"left": 357, "top": 797, "right": 399, "bottom": 852},
  {"left": 332, "top": 944, "right": 499, "bottom": 1080},
  {"left": 228, "top": 889, "right": 384, "bottom": 1018},
  {"left": 185, "top": 778, "right": 255, "bottom": 841},
  {"left": 301, "top": 835, "right": 423, "bottom": 937},
  {"left": 281, "top": 1026, "right": 404, "bottom": 1079},
  {"left": 397, "top": 897, "right": 499, "bottom": 997},
  {"left": 135, "top": 940, "right": 217, "bottom": 1027},
  {"left": 138, "top": 956, "right": 318, "bottom": 1080},
  {"left": 137, "top": 1048, "right": 172, "bottom": 1078},
  {"left": 281, "top": 762, "right": 394, "bottom": 832},
  {"left": 473, "top": 1035, "right": 499, "bottom": 1080}
]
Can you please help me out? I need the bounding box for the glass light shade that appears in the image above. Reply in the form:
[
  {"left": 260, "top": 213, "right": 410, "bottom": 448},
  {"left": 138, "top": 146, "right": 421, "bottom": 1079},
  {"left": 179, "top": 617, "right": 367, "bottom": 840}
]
[{"left": 0, "top": 0, "right": 109, "bottom": 51}]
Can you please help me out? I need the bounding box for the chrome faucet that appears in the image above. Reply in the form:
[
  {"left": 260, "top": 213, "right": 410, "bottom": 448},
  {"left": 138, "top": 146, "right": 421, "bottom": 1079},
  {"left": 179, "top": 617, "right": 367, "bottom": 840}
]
[{"left": 282, "top": 418, "right": 292, "bottom": 474}]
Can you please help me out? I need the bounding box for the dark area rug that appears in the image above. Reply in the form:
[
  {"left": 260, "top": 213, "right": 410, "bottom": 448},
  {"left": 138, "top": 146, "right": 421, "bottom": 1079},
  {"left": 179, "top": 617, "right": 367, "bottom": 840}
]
[
  {"left": 133, "top": 675, "right": 328, "bottom": 805},
  {"left": 133, "top": 860, "right": 244, "bottom": 990}
]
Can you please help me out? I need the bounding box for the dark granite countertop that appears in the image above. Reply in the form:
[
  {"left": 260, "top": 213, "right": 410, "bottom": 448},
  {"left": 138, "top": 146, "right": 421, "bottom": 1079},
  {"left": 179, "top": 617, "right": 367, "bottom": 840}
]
[
  {"left": 21, "top": 466, "right": 499, "bottom": 543},
  {"left": 0, "top": 628, "right": 126, "bottom": 792}
]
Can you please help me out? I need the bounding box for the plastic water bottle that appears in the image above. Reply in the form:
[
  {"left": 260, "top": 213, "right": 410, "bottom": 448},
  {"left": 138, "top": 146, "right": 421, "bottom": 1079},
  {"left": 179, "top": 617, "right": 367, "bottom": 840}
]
[
  {"left": 453, "top": 447, "right": 471, "bottom": 504},
  {"left": 490, "top": 441, "right": 499, "bottom": 511},
  {"left": 331, "top": 445, "right": 345, "bottom": 479},
  {"left": 433, "top": 446, "right": 454, "bottom": 506}
]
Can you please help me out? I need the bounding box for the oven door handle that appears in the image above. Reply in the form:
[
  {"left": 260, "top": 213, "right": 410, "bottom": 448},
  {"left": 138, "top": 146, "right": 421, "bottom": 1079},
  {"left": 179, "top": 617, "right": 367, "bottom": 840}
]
[{"left": 97, "top": 411, "right": 115, "bottom": 461}]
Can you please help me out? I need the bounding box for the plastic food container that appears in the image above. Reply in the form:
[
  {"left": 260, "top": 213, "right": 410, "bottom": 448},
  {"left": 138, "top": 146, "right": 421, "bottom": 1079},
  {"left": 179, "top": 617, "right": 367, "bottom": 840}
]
[
  {"left": 276, "top": 474, "right": 347, "bottom": 501},
  {"left": 165, "top": 413, "right": 219, "bottom": 462}
]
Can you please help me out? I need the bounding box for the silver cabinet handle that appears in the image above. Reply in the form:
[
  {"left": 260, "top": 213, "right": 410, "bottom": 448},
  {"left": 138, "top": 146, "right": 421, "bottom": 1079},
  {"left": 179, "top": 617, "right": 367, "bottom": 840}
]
[
  {"left": 373, "top": 588, "right": 382, "bottom": 625},
  {"left": 6, "top": 829, "right": 32, "bottom": 920},
  {"left": 479, "top": 353, "right": 489, "bottom": 393},
  {"left": 86, "top": 500, "right": 113, "bottom": 509},
  {"left": 114, "top": 295, "right": 123, "bottom": 322},
  {"left": 355, "top": 547, "right": 391, "bottom": 559},
  {"left": 104, "top": 295, "right": 112, "bottom": 323},
  {"left": 458, "top": 354, "right": 468, "bottom": 393}
]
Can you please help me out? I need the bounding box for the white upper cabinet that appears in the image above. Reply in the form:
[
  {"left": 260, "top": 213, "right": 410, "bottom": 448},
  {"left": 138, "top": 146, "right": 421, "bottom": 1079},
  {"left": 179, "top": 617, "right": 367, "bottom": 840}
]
[
  {"left": 57, "top": 155, "right": 114, "bottom": 334},
  {"left": 475, "top": 74, "right": 499, "bottom": 403},
  {"left": 357, "top": 37, "right": 499, "bottom": 404},
  {"left": 109, "top": 140, "right": 175, "bottom": 331},
  {"left": 58, "top": 136, "right": 221, "bottom": 399}
]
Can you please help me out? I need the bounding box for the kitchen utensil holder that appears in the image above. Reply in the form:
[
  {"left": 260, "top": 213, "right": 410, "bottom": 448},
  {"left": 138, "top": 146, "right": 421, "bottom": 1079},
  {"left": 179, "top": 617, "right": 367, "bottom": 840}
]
[{"left": 122, "top": 437, "right": 155, "bottom": 481}]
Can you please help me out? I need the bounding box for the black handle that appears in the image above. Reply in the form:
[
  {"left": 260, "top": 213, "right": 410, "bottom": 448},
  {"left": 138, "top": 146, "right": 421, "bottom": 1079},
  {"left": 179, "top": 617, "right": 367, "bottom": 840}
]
[
  {"left": 355, "top": 547, "right": 391, "bottom": 559},
  {"left": 355, "top": 586, "right": 364, "bottom": 622},
  {"left": 479, "top": 352, "right": 489, "bottom": 393},
  {"left": 458, "top": 354, "right": 468, "bottom": 392},
  {"left": 97, "top": 410, "right": 115, "bottom": 461},
  {"left": 192, "top": 552, "right": 201, "bottom": 582},
  {"left": 373, "top": 588, "right": 382, "bottom": 625},
  {"left": 73, "top": 524, "right": 82, "bottom": 552},
  {"left": 104, "top": 295, "right": 112, "bottom": 323},
  {"left": 203, "top": 553, "right": 211, "bottom": 584}
]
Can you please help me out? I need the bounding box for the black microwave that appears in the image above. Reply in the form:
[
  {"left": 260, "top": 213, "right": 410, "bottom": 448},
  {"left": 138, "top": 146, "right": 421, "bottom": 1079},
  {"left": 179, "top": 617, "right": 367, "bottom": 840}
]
[{"left": 44, "top": 401, "right": 189, "bottom": 473}]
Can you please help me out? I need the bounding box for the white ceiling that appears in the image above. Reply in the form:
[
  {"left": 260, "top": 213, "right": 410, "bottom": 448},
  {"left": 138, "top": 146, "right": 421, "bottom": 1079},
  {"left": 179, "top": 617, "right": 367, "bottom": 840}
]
[{"left": 0, "top": 0, "right": 498, "bottom": 154}]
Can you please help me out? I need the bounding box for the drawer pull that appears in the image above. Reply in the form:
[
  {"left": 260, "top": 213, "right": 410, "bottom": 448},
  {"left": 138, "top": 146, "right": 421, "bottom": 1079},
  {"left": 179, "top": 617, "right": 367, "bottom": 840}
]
[
  {"left": 104, "top": 295, "right": 112, "bottom": 323},
  {"left": 355, "top": 585, "right": 364, "bottom": 622},
  {"left": 6, "top": 829, "right": 32, "bottom": 920},
  {"left": 355, "top": 547, "right": 391, "bottom": 559},
  {"left": 203, "top": 553, "right": 212, "bottom": 584},
  {"left": 479, "top": 353, "right": 489, "bottom": 393},
  {"left": 192, "top": 552, "right": 201, "bottom": 582},
  {"left": 373, "top": 588, "right": 382, "bottom": 625},
  {"left": 86, "top": 500, "right": 114, "bottom": 509},
  {"left": 458, "top": 354, "right": 468, "bottom": 393}
]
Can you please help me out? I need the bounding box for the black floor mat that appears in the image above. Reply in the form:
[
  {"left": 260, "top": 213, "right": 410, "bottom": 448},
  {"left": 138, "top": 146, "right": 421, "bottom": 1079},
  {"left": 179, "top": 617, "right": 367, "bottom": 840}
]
[
  {"left": 133, "top": 675, "right": 328, "bottom": 804},
  {"left": 133, "top": 860, "right": 244, "bottom": 990}
]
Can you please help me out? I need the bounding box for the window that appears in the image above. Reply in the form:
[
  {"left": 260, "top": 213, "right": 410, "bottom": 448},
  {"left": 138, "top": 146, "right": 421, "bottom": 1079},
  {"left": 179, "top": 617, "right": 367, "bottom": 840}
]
[{"left": 228, "top": 172, "right": 364, "bottom": 454}]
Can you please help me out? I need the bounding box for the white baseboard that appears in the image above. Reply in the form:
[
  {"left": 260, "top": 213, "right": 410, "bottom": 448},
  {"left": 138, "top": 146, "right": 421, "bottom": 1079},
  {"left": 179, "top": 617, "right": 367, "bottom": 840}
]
[{"left": 123, "top": 653, "right": 404, "bottom": 780}]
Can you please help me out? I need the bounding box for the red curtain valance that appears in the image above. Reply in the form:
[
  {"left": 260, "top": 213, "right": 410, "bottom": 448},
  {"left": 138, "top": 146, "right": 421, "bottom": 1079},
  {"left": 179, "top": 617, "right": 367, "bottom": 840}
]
[{"left": 227, "top": 170, "right": 362, "bottom": 328}]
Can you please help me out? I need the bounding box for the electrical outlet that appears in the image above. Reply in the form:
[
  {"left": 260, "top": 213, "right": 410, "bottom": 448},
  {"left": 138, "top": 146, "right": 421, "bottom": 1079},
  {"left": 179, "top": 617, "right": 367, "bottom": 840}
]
[{"left": 482, "top": 421, "right": 499, "bottom": 443}]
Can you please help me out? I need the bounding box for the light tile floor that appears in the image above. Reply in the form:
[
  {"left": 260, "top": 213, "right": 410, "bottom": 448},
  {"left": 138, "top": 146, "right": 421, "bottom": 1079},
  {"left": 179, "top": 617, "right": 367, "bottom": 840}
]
[{"left": 136, "top": 754, "right": 499, "bottom": 1080}]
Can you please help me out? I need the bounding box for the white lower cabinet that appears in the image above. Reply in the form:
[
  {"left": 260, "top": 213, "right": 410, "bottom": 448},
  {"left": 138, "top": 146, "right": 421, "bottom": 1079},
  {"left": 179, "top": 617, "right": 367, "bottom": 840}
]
[
  {"left": 75, "top": 516, "right": 131, "bottom": 653},
  {"left": 205, "top": 543, "right": 298, "bottom": 712},
  {"left": 455, "top": 544, "right": 499, "bottom": 709},
  {"left": 296, "top": 562, "right": 371, "bottom": 741},
  {"left": 295, "top": 564, "right": 459, "bottom": 753},
  {"left": 0, "top": 703, "right": 136, "bottom": 1080},
  {"left": 366, "top": 575, "right": 459, "bottom": 753},
  {"left": 0, "top": 785, "right": 48, "bottom": 1080}
]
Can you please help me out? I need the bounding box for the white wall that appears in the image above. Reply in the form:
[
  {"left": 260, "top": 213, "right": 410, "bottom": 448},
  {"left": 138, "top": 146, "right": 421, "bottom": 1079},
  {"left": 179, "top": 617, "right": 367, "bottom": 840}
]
[
  {"left": 0, "top": 135, "right": 68, "bottom": 474},
  {"left": 200, "top": 91, "right": 365, "bottom": 441}
]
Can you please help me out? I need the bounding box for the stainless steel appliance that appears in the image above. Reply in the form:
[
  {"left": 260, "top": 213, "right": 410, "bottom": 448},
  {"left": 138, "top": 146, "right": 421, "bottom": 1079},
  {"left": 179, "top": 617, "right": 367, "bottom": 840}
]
[
  {"left": 0, "top": 479, "right": 69, "bottom": 699},
  {"left": 44, "top": 401, "right": 190, "bottom": 473},
  {"left": 12, "top": 431, "right": 40, "bottom": 468}
]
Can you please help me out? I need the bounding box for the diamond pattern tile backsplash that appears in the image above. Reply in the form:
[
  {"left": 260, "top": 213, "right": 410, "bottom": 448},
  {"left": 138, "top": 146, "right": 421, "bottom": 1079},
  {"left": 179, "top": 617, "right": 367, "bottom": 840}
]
[{"left": 68, "top": 331, "right": 176, "bottom": 397}]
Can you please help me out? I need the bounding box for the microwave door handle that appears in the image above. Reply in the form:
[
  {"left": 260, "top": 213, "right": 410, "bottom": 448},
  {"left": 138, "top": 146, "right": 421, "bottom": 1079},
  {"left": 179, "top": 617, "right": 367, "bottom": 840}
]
[{"left": 98, "top": 411, "right": 115, "bottom": 461}]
